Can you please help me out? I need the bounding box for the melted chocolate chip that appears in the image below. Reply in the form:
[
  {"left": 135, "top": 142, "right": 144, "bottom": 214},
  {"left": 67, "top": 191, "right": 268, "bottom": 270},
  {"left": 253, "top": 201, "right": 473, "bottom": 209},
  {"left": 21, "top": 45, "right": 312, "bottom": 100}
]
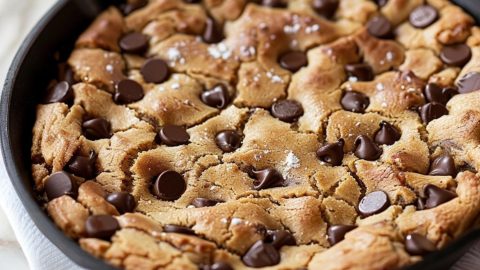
[
  {"left": 405, "top": 233, "right": 437, "bottom": 255},
  {"left": 354, "top": 135, "right": 382, "bottom": 161},
  {"left": 279, "top": 51, "right": 308, "bottom": 72},
  {"left": 316, "top": 139, "right": 345, "bottom": 166},
  {"left": 429, "top": 154, "right": 456, "bottom": 177},
  {"left": 375, "top": 0, "right": 388, "bottom": 7},
  {"left": 152, "top": 170, "right": 186, "bottom": 201},
  {"left": 262, "top": 0, "right": 287, "bottom": 8},
  {"left": 120, "top": 0, "right": 148, "bottom": 15},
  {"left": 106, "top": 192, "right": 136, "bottom": 214},
  {"left": 345, "top": 63, "right": 374, "bottom": 81},
  {"left": 114, "top": 79, "right": 144, "bottom": 104},
  {"left": 85, "top": 215, "right": 120, "bottom": 240},
  {"left": 203, "top": 16, "right": 224, "bottom": 44},
  {"left": 215, "top": 130, "right": 242, "bottom": 153},
  {"left": 82, "top": 118, "right": 111, "bottom": 140},
  {"left": 201, "top": 84, "right": 230, "bottom": 109},
  {"left": 409, "top": 5, "right": 438, "bottom": 29},
  {"left": 191, "top": 198, "right": 222, "bottom": 208},
  {"left": 358, "top": 190, "right": 390, "bottom": 217},
  {"left": 374, "top": 121, "right": 401, "bottom": 145},
  {"left": 44, "top": 171, "right": 77, "bottom": 201},
  {"left": 424, "top": 184, "right": 456, "bottom": 209},
  {"left": 419, "top": 102, "right": 448, "bottom": 124},
  {"left": 65, "top": 152, "right": 96, "bottom": 179},
  {"left": 242, "top": 240, "right": 280, "bottom": 268},
  {"left": 266, "top": 230, "right": 296, "bottom": 249},
  {"left": 271, "top": 100, "right": 304, "bottom": 122},
  {"left": 341, "top": 91, "right": 370, "bottom": 113},
  {"left": 159, "top": 125, "right": 190, "bottom": 146},
  {"left": 252, "top": 168, "right": 284, "bottom": 190},
  {"left": 457, "top": 72, "right": 480, "bottom": 94},
  {"left": 163, "top": 224, "right": 196, "bottom": 235},
  {"left": 327, "top": 224, "right": 357, "bottom": 246},
  {"left": 140, "top": 58, "right": 170, "bottom": 84},
  {"left": 119, "top": 32, "right": 149, "bottom": 54},
  {"left": 43, "top": 81, "right": 74, "bottom": 104},
  {"left": 440, "top": 44, "right": 472, "bottom": 67},
  {"left": 366, "top": 15, "right": 393, "bottom": 39},
  {"left": 424, "top": 83, "right": 458, "bottom": 105},
  {"left": 312, "top": 0, "right": 339, "bottom": 19}
]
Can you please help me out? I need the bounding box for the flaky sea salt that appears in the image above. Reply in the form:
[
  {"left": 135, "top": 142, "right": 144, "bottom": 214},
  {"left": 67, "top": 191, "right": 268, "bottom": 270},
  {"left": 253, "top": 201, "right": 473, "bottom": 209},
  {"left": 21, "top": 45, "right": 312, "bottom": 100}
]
[
  {"left": 208, "top": 42, "right": 232, "bottom": 60},
  {"left": 284, "top": 151, "right": 300, "bottom": 171}
]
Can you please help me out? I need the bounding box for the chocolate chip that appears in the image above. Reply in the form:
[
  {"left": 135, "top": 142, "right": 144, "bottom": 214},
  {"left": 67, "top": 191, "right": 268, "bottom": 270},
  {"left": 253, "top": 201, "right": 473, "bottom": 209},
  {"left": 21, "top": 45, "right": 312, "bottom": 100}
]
[
  {"left": 140, "top": 58, "right": 170, "bottom": 84},
  {"left": 114, "top": 79, "right": 144, "bottom": 104},
  {"left": 341, "top": 91, "right": 370, "bottom": 113},
  {"left": 424, "top": 184, "right": 456, "bottom": 209},
  {"left": 82, "top": 118, "right": 111, "bottom": 140},
  {"left": 266, "top": 230, "right": 296, "bottom": 249},
  {"left": 424, "top": 83, "right": 458, "bottom": 105},
  {"left": 159, "top": 125, "right": 190, "bottom": 146},
  {"left": 409, "top": 5, "right": 438, "bottom": 29},
  {"left": 440, "top": 44, "right": 472, "bottom": 67},
  {"left": 152, "top": 170, "right": 186, "bottom": 201},
  {"left": 457, "top": 72, "right": 480, "bottom": 94},
  {"left": 184, "top": 0, "right": 201, "bottom": 3},
  {"left": 120, "top": 0, "right": 148, "bottom": 15},
  {"left": 419, "top": 102, "right": 448, "bottom": 124},
  {"left": 375, "top": 0, "right": 388, "bottom": 7},
  {"left": 202, "top": 262, "right": 234, "bottom": 270},
  {"left": 191, "top": 198, "right": 222, "bottom": 208},
  {"left": 65, "top": 151, "right": 96, "bottom": 179},
  {"left": 358, "top": 190, "right": 390, "bottom": 217},
  {"left": 366, "top": 15, "right": 393, "bottom": 39},
  {"left": 316, "top": 139, "right": 345, "bottom": 166},
  {"left": 215, "top": 130, "right": 242, "bottom": 153},
  {"left": 203, "top": 16, "right": 224, "bottom": 44},
  {"left": 201, "top": 84, "right": 230, "bottom": 109},
  {"left": 354, "top": 135, "right": 382, "bottom": 161},
  {"left": 163, "top": 224, "right": 196, "bottom": 235},
  {"left": 271, "top": 100, "right": 304, "bottom": 122},
  {"left": 405, "top": 233, "right": 437, "bottom": 255},
  {"left": 44, "top": 171, "right": 77, "bottom": 201},
  {"left": 119, "top": 32, "right": 149, "bottom": 54},
  {"left": 43, "top": 81, "right": 74, "bottom": 104},
  {"left": 106, "top": 192, "right": 136, "bottom": 214},
  {"left": 416, "top": 197, "right": 426, "bottom": 210},
  {"left": 279, "top": 51, "right": 308, "bottom": 72},
  {"left": 374, "top": 121, "right": 401, "bottom": 145},
  {"left": 345, "top": 63, "right": 374, "bottom": 82},
  {"left": 85, "top": 215, "right": 120, "bottom": 240},
  {"left": 242, "top": 240, "right": 280, "bottom": 268},
  {"left": 327, "top": 224, "right": 357, "bottom": 246},
  {"left": 262, "top": 0, "right": 287, "bottom": 8},
  {"left": 429, "top": 154, "right": 456, "bottom": 177},
  {"left": 252, "top": 168, "right": 284, "bottom": 190},
  {"left": 312, "top": 0, "right": 339, "bottom": 19}
]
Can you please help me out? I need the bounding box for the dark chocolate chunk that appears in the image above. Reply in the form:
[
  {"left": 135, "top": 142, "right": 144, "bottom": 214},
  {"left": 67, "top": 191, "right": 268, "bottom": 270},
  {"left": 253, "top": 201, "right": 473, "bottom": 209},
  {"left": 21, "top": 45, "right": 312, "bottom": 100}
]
[
  {"left": 271, "top": 100, "right": 304, "bottom": 122},
  {"left": 85, "top": 215, "right": 120, "bottom": 240},
  {"left": 358, "top": 191, "right": 390, "bottom": 217},
  {"left": 457, "top": 72, "right": 480, "bottom": 94},
  {"left": 152, "top": 170, "right": 186, "bottom": 201},
  {"left": 409, "top": 5, "right": 438, "bottom": 29},
  {"left": 159, "top": 125, "right": 190, "bottom": 146},
  {"left": 82, "top": 118, "right": 111, "bottom": 140},
  {"left": 43, "top": 81, "right": 74, "bottom": 104},
  {"left": 215, "top": 130, "right": 242, "bottom": 153},
  {"left": 405, "top": 233, "right": 437, "bottom": 255},
  {"left": 140, "top": 58, "right": 170, "bottom": 84},
  {"left": 424, "top": 184, "right": 456, "bottom": 209},
  {"left": 327, "top": 224, "right": 357, "bottom": 246},
  {"left": 184, "top": 0, "right": 201, "bottom": 3},
  {"left": 374, "top": 121, "right": 401, "bottom": 145},
  {"left": 419, "top": 102, "right": 448, "bottom": 124},
  {"left": 345, "top": 63, "right": 374, "bottom": 81},
  {"left": 242, "top": 240, "right": 280, "bottom": 268},
  {"left": 203, "top": 16, "right": 224, "bottom": 44},
  {"left": 424, "top": 83, "right": 458, "bottom": 105},
  {"left": 279, "top": 51, "right": 308, "bottom": 72},
  {"left": 252, "top": 168, "right": 284, "bottom": 190},
  {"left": 191, "top": 198, "right": 222, "bottom": 208},
  {"left": 312, "top": 0, "right": 339, "bottom": 19},
  {"left": 44, "top": 171, "right": 77, "bottom": 201},
  {"left": 316, "top": 139, "right": 345, "bottom": 166},
  {"left": 341, "top": 91, "right": 370, "bottom": 113},
  {"left": 354, "top": 135, "right": 382, "bottom": 161},
  {"left": 163, "top": 224, "right": 196, "bottom": 235},
  {"left": 262, "top": 0, "right": 287, "bottom": 8},
  {"left": 114, "top": 79, "right": 144, "bottom": 104},
  {"left": 201, "top": 84, "right": 230, "bottom": 109},
  {"left": 367, "top": 15, "right": 393, "bottom": 39},
  {"left": 65, "top": 151, "right": 96, "bottom": 179},
  {"left": 429, "top": 154, "right": 456, "bottom": 177},
  {"left": 119, "top": 32, "right": 149, "bottom": 54},
  {"left": 440, "top": 44, "right": 472, "bottom": 67},
  {"left": 266, "top": 230, "right": 296, "bottom": 249},
  {"left": 106, "top": 192, "right": 136, "bottom": 214}
]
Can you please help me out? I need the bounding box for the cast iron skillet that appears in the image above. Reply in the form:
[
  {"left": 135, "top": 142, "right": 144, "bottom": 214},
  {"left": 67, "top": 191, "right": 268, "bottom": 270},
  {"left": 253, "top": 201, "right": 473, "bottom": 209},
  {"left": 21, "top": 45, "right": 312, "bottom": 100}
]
[{"left": 1, "top": 0, "right": 479, "bottom": 269}]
